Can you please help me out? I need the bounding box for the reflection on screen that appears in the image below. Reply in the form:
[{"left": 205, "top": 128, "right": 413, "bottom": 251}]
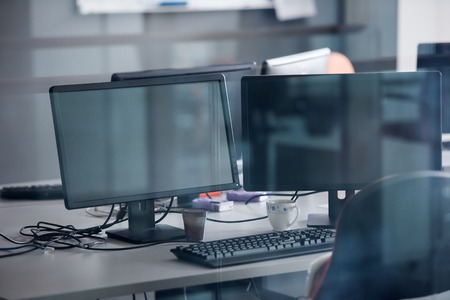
[
  {"left": 242, "top": 72, "right": 441, "bottom": 191},
  {"left": 417, "top": 43, "right": 450, "bottom": 133},
  {"left": 111, "top": 62, "right": 258, "bottom": 159},
  {"left": 55, "top": 81, "right": 235, "bottom": 207}
]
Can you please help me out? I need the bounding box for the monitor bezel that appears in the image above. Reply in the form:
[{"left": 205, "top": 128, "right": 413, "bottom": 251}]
[
  {"left": 50, "top": 74, "right": 241, "bottom": 210},
  {"left": 111, "top": 62, "right": 257, "bottom": 82}
]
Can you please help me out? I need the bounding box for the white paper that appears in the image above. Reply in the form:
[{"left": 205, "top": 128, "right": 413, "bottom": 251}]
[
  {"left": 77, "top": 0, "right": 274, "bottom": 14},
  {"left": 273, "top": 0, "right": 317, "bottom": 21},
  {"left": 76, "top": 0, "right": 156, "bottom": 14}
]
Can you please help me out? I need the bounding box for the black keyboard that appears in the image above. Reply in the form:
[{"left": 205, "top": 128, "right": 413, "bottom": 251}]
[
  {"left": 0, "top": 184, "right": 64, "bottom": 200},
  {"left": 170, "top": 228, "right": 335, "bottom": 268}
]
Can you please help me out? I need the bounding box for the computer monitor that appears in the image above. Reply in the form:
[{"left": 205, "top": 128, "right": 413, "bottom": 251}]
[
  {"left": 260, "top": 48, "right": 331, "bottom": 75},
  {"left": 241, "top": 71, "right": 442, "bottom": 228},
  {"left": 417, "top": 43, "right": 450, "bottom": 134},
  {"left": 50, "top": 74, "right": 240, "bottom": 243},
  {"left": 111, "top": 62, "right": 258, "bottom": 160}
]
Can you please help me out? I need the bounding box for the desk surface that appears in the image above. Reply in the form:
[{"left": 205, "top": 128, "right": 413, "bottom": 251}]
[{"left": 0, "top": 192, "right": 329, "bottom": 300}]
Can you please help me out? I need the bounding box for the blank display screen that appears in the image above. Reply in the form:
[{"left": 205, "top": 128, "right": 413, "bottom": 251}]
[
  {"left": 51, "top": 76, "right": 239, "bottom": 208},
  {"left": 417, "top": 43, "right": 450, "bottom": 133},
  {"left": 242, "top": 72, "right": 442, "bottom": 191}
]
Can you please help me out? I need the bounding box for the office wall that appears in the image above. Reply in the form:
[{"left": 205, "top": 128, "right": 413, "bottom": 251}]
[
  {"left": 345, "top": 0, "right": 397, "bottom": 61},
  {"left": 0, "top": 0, "right": 396, "bottom": 184},
  {"left": 397, "top": 0, "right": 450, "bottom": 71}
]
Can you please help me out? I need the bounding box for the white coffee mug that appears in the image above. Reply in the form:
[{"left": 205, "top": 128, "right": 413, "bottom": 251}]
[{"left": 266, "top": 199, "right": 299, "bottom": 231}]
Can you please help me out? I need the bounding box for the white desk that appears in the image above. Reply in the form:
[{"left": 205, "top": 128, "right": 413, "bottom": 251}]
[{"left": 0, "top": 193, "right": 329, "bottom": 300}]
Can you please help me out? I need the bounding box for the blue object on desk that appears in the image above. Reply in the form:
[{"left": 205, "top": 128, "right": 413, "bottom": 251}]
[{"left": 159, "top": 1, "right": 187, "bottom": 6}]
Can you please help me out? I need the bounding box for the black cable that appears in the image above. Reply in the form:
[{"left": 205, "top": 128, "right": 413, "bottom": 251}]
[
  {"left": 77, "top": 239, "right": 189, "bottom": 251},
  {"left": 0, "top": 244, "right": 40, "bottom": 251},
  {"left": 18, "top": 217, "right": 118, "bottom": 250},
  {"left": 155, "top": 197, "right": 174, "bottom": 224},
  {"left": 100, "top": 204, "right": 115, "bottom": 227},
  {"left": 2, "top": 191, "right": 324, "bottom": 256},
  {"left": 207, "top": 190, "right": 323, "bottom": 223},
  {"left": 8, "top": 199, "right": 181, "bottom": 254},
  {"left": 0, "top": 245, "right": 39, "bottom": 258},
  {"left": 0, "top": 232, "right": 32, "bottom": 245},
  {"left": 19, "top": 204, "right": 126, "bottom": 246},
  {"left": 2, "top": 202, "right": 171, "bottom": 257},
  {"left": 206, "top": 216, "right": 268, "bottom": 223},
  {"left": 243, "top": 192, "right": 293, "bottom": 205},
  {"left": 244, "top": 191, "right": 322, "bottom": 205},
  {"left": 16, "top": 221, "right": 187, "bottom": 252},
  {"left": 83, "top": 204, "right": 127, "bottom": 234},
  {"left": 0, "top": 229, "right": 56, "bottom": 258}
]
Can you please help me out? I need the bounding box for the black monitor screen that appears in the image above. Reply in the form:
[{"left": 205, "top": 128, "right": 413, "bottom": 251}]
[
  {"left": 242, "top": 72, "right": 441, "bottom": 192},
  {"left": 111, "top": 62, "right": 257, "bottom": 160},
  {"left": 417, "top": 43, "right": 450, "bottom": 133},
  {"left": 50, "top": 74, "right": 240, "bottom": 243},
  {"left": 242, "top": 72, "right": 441, "bottom": 227}
]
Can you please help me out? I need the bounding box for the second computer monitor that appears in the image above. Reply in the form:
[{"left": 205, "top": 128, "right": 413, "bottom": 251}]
[
  {"left": 241, "top": 71, "right": 442, "bottom": 227},
  {"left": 260, "top": 48, "right": 331, "bottom": 75},
  {"left": 111, "top": 62, "right": 257, "bottom": 160}
]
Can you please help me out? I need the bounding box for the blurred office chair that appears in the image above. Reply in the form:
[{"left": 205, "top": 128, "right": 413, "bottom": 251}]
[
  {"left": 307, "top": 171, "right": 450, "bottom": 300},
  {"left": 326, "top": 52, "right": 355, "bottom": 74}
]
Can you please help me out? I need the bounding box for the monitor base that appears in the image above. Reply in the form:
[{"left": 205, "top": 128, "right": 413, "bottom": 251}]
[
  {"left": 106, "top": 224, "right": 185, "bottom": 244},
  {"left": 306, "top": 213, "right": 333, "bottom": 229}
]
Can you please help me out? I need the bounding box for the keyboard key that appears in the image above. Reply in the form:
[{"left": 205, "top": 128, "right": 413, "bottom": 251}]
[{"left": 1, "top": 184, "right": 63, "bottom": 200}]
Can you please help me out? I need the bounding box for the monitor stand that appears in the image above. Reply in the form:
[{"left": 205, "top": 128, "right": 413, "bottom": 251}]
[
  {"left": 106, "top": 200, "right": 185, "bottom": 244},
  {"left": 307, "top": 190, "right": 355, "bottom": 229}
]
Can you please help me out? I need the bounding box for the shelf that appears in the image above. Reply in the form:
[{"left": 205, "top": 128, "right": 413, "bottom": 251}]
[{"left": 0, "top": 24, "right": 365, "bottom": 49}]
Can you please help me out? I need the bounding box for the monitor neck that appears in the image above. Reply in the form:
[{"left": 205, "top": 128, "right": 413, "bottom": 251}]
[{"left": 307, "top": 190, "right": 355, "bottom": 229}]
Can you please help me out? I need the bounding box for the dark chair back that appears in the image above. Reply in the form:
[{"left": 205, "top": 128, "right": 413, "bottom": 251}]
[{"left": 312, "top": 171, "right": 450, "bottom": 300}]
